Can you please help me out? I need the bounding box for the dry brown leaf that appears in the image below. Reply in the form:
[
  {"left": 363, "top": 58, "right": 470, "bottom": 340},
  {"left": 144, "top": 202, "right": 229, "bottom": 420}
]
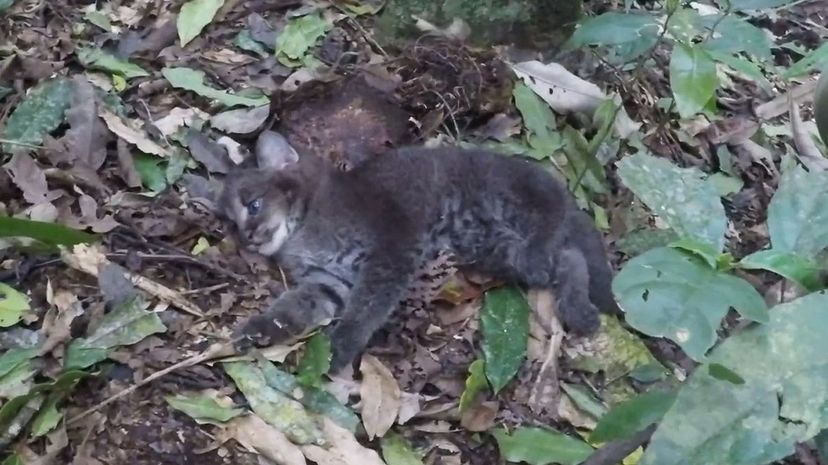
[
  {"left": 4, "top": 154, "right": 62, "bottom": 205},
  {"left": 38, "top": 290, "right": 83, "bottom": 357},
  {"left": 526, "top": 290, "right": 563, "bottom": 415},
  {"left": 397, "top": 392, "right": 422, "bottom": 425},
  {"left": 460, "top": 400, "right": 498, "bottom": 432},
  {"left": 99, "top": 109, "right": 172, "bottom": 157},
  {"left": 62, "top": 76, "right": 110, "bottom": 170},
  {"left": 60, "top": 243, "right": 204, "bottom": 317},
  {"left": 789, "top": 93, "right": 828, "bottom": 171},
  {"left": 211, "top": 105, "right": 270, "bottom": 134},
  {"left": 153, "top": 107, "right": 209, "bottom": 137},
  {"left": 300, "top": 417, "right": 386, "bottom": 465},
  {"left": 359, "top": 354, "right": 401, "bottom": 440},
  {"left": 755, "top": 79, "right": 818, "bottom": 120},
  {"left": 511, "top": 60, "right": 605, "bottom": 115},
  {"left": 223, "top": 414, "right": 306, "bottom": 465}
]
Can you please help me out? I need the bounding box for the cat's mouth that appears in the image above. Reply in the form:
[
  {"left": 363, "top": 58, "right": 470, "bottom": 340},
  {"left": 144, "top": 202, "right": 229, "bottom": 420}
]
[{"left": 243, "top": 222, "right": 290, "bottom": 256}]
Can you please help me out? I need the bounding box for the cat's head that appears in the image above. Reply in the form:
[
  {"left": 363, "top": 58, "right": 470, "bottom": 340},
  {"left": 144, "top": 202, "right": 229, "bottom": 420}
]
[{"left": 218, "top": 132, "right": 302, "bottom": 256}]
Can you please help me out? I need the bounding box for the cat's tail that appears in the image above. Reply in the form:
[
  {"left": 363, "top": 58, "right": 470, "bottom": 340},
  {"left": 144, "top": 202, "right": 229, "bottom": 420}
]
[{"left": 567, "top": 210, "right": 621, "bottom": 316}]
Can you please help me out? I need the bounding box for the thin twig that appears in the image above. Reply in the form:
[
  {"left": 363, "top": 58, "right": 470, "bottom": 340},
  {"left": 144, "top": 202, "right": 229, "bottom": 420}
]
[
  {"left": 0, "top": 139, "right": 44, "bottom": 149},
  {"left": 66, "top": 341, "right": 236, "bottom": 425}
]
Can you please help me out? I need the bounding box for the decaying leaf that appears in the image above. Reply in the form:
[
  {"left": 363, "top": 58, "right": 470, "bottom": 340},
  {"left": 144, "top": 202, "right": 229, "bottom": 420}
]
[
  {"left": 300, "top": 417, "right": 387, "bottom": 465},
  {"left": 359, "top": 354, "right": 401, "bottom": 440},
  {"left": 99, "top": 109, "right": 172, "bottom": 157},
  {"left": 511, "top": 60, "right": 605, "bottom": 115},
  {"left": 165, "top": 391, "right": 244, "bottom": 424},
  {"left": 162, "top": 67, "right": 269, "bottom": 108},
  {"left": 1, "top": 78, "right": 73, "bottom": 154},
  {"left": 222, "top": 414, "right": 307, "bottom": 465},
  {"left": 210, "top": 105, "right": 270, "bottom": 134}
]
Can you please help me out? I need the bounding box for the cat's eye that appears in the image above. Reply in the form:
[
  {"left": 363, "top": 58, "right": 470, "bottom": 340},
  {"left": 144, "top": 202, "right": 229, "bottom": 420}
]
[{"left": 247, "top": 198, "right": 263, "bottom": 216}]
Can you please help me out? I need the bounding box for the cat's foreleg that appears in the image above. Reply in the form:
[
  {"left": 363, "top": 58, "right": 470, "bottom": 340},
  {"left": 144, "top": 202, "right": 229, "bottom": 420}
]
[
  {"left": 551, "top": 247, "right": 600, "bottom": 335},
  {"left": 235, "top": 281, "right": 347, "bottom": 348},
  {"left": 327, "top": 252, "right": 416, "bottom": 371}
]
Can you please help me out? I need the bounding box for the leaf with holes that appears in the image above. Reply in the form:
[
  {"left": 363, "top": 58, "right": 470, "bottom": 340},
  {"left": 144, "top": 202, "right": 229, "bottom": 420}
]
[
  {"left": 617, "top": 152, "right": 727, "bottom": 251},
  {"left": 642, "top": 291, "right": 828, "bottom": 465},
  {"left": 612, "top": 247, "right": 767, "bottom": 361}
]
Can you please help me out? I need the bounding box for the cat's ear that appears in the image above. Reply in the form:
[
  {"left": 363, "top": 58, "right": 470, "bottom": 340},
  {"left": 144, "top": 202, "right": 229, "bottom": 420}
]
[{"left": 255, "top": 130, "right": 299, "bottom": 170}]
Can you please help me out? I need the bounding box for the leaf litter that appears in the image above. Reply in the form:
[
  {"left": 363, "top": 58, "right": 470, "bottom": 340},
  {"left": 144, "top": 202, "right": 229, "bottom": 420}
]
[{"left": 1, "top": 0, "right": 827, "bottom": 464}]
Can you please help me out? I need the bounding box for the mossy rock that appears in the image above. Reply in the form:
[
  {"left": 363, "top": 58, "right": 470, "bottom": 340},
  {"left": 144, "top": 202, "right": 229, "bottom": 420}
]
[{"left": 375, "top": 0, "right": 582, "bottom": 49}]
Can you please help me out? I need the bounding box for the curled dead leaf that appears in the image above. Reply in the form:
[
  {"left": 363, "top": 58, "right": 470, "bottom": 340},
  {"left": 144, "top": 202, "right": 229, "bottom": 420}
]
[{"left": 359, "top": 354, "right": 401, "bottom": 440}]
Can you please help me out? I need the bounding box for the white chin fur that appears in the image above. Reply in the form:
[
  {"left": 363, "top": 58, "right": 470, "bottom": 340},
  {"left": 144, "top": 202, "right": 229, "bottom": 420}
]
[{"left": 258, "top": 221, "right": 290, "bottom": 256}]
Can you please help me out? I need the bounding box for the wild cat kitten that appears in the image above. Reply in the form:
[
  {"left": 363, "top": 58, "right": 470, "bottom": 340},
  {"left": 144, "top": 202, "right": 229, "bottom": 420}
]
[{"left": 219, "top": 144, "right": 618, "bottom": 370}]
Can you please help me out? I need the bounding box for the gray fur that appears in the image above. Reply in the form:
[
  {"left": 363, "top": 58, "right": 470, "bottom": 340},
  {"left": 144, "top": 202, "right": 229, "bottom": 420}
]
[{"left": 219, "top": 146, "right": 618, "bottom": 370}]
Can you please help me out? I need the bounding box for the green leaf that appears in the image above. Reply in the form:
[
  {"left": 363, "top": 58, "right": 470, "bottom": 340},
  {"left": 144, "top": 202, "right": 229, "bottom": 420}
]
[
  {"left": 165, "top": 393, "right": 244, "bottom": 424},
  {"left": 728, "top": 0, "right": 798, "bottom": 9},
  {"left": 0, "top": 283, "right": 30, "bottom": 328},
  {"left": 701, "top": 16, "right": 772, "bottom": 61},
  {"left": 783, "top": 42, "right": 828, "bottom": 79},
  {"left": 707, "top": 51, "right": 773, "bottom": 92},
  {"left": 76, "top": 47, "right": 149, "bottom": 79},
  {"left": 256, "top": 356, "right": 359, "bottom": 432},
  {"left": 459, "top": 359, "right": 487, "bottom": 413},
  {"left": 1, "top": 454, "right": 22, "bottom": 465},
  {"left": 706, "top": 172, "right": 744, "bottom": 197},
  {"left": 30, "top": 396, "right": 61, "bottom": 437},
  {"left": 233, "top": 29, "right": 269, "bottom": 56},
  {"left": 590, "top": 390, "right": 675, "bottom": 443},
  {"left": 513, "top": 82, "right": 555, "bottom": 140},
  {"left": 0, "top": 348, "right": 36, "bottom": 380},
  {"left": 133, "top": 153, "right": 168, "bottom": 192},
  {"left": 65, "top": 295, "right": 167, "bottom": 369},
  {"left": 669, "top": 238, "right": 722, "bottom": 269},
  {"left": 670, "top": 43, "right": 717, "bottom": 118},
  {"left": 480, "top": 286, "right": 529, "bottom": 393},
  {"left": 0, "top": 354, "right": 35, "bottom": 398},
  {"left": 296, "top": 333, "right": 331, "bottom": 388},
  {"left": 0, "top": 215, "right": 97, "bottom": 246},
  {"left": 177, "top": 0, "right": 225, "bottom": 46},
  {"left": 162, "top": 67, "right": 269, "bottom": 108},
  {"left": 641, "top": 291, "right": 828, "bottom": 465},
  {"left": 84, "top": 10, "right": 112, "bottom": 31},
  {"left": 617, "top": 152, "right": 727, "bottom": 251},
  {"left": 492, "top": 427, "right": 594, "bottom": 465},
  {"left": 561, "top": 383, "right": 607, "bottom": 419},
  {"left": 567, "top": 12, "right": 660, "bottom": 62},
  {"left": 616, "top": 228, "right": 680, "bottom": 257},
  {"left": 190, "top": 237, "right": 210, "bottom": 255},
  {"left": 275, "top": 13, "right": 331, "bottom": 65},
  {"left": 708, "top": 363, "right": 745, "bottom": 384},
  {"left": 381, "top": 432, "right": 425, "bottom": 465},
  {"left": 766, "top": 165, "right": 828, "bottom": 257},
  {"left": 2, "top": 78, "right": 72, "bottom": 154},
  {"left": 223, "top": 361, "right": 326, "bottom": 445},
  {"left": 738, "top": 249, "right": 821, "bottom": 291},
  {"left": 612, "top": 247, "right": 768, "bottom": 361}
]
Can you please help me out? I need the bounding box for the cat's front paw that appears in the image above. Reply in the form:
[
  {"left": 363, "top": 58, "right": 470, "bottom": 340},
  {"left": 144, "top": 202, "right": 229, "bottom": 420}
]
[
  {"left": 328, "top": 323, "right": 368, "bottom": 372},
  {"left": 233, "top": 313, "right": 294, "bottom": 352},
  {"left": 556, "top": 294, "right": 600, "bottom": 336}
]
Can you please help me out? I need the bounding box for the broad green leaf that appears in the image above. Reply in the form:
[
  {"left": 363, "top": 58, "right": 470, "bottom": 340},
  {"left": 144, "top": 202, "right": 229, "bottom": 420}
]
[
  {"left": 815, "top": 428, "right": 828, "bottom": 463},
  {"left": 492, "top": 427, "right": 594, "bottom": 465},
  {"left": 223, "top": 361, "right": 326, "bottom": 445},
  {"left": 561, "top": 383, "right": 606, "bottom": 419},
  {"left": 0, "top": 0, "right": 14, "bottom": 13},
  {"left": 569, "top": 315, "right": 664, "bottom": 382},
  {"left": 666, "top": 8, "right": 704, "bottom": 43},
  {"left": 459, "top": 359, "right": 487, "bottom": 413},
  {"left": 1, "top": 454, "right": 22, "bottom": 465},
  {"left": 133, "top": 153, "right": 168, "bottom": 192},
  {"left": 617, "top": 152, "right": 727, "bottom": 251},
  {"left": 708, "top": 362, "right": 745, "bottom": 384},
  {"left": 701, "top": 16, "right": 772, "bottom": 61},
  {"left": 513, "top": 82, "right": 555, "bottom": 140},
  {"left": 738, "top": 249, "right": 821, "bottom": 291},
  {"left": 275, "top": 13, "right": 331, "bottom": 66},
  {"left": 76, "top": 47, "right": 149, "bottom": 79},
  {"left": 65, "top": 295, "right": 167, "bottom": 369},
  {"left": 296, "top": 333, "right": 331, "bottom": 388},
  {"left": 590, "top": 391, "right": 675, "bottom": 443},
  {"left": 670, "top": 43, "right": 717, "bottom": 118},
  {"left": 0, "top": 284, "right": 30, "bottom": 328},
  {"left": 30, "top": 396, "right": 61, "bottom": 437},
  {"left": 706, "top": 172, "right": 744, "bottom": 197},
  {"left": 783, "top": 41, "right": 828, "bottom": 79},
  {"left": 613, "top": 247, "right": 768, "bottom": 361},
  {"left": 0, "top": 348, "right": 36, "bottom": 380},
  {"left": 767, "top": 164, "right": 828, "bottom": 256},
  {"left": 641, "top": 291, "right": 828, "bottom": 465},
  {"left": 0, "top": 215, "right": 97, "bottom": 246},
  {"left": 669, "top": 238, "right": 722, "bottom": 270},
  {"left": 562, "top": 125, "right": 608, "bottom": 194},
  {"left": 233, "top": 29, "right": 269, "bottom": 56},
  {"left": 177, "top": 0, "right": 225, "bottom": 46},
  {"left": 257, "top": 356, "right": 359, "bottom": 432},
  {"left": 708, "top": 51, "right": 773, "bottom": 92},
  {"left": 165, "top": 393, "right": 244, "bottom": 424},
  {"left": 480, "top": 286, "right": 529, "bottom": 393},
  {"left": 1, "top": 78, "right": 72, "bottom": 154},
  {"left": 162, "top": 67, "right": 269, "bottom": 108},
  {"left": 567, "top": 12, "right": 660, "bottom": 62},
  {"left": 0, "top": 357, "right": 35, "bottom": 398},
  {"left": 381, "top": 432, "right": 425, "bottom": 465}
]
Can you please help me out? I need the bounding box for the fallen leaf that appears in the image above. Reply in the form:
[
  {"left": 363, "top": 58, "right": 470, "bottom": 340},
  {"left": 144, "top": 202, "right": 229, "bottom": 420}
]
[
  {"left": 165, "top": 392, "right": 244, "bottom": 424},
  {"left": 300, "top": 417, "right": 387, "bottom": 465},
  {"left": 381, "top": 432, "right": 425, "bottom": 465},
  {"left": 223, "top": 414, "right": 307, "bottom": 465},
  {"left": 76, "top": 47, "right": 149, "bottom": 79},
  {"left": 0, "top": 283, "right": 31, "bottom": 328},
  {"left": 99, "top": 109, "right": 172, "bottom": 157},
  {"left": 1, "top": 78, "right": 73, "bottom": 154},
  {"left": 460, "top": 400, "right": 498, "bottom": 432},
  {"left": 152, "top": 107, "right": 209, "bottom": 138},
  {"left": 4, "top": 154, "right": 61, "bottom": 205},
  {"left": 789, "top": 93, "right": 828, "bottom": 171},
  {"left": 511, "top": 60, "right": 605, "bottom": 115},
  {"left": 211, "top": 105, "right": 270, "bottom": 134},
  {"left": 178, "top": 0, "right": 225, "bottom": 47},
  {"left": 360, "top": 354, "right": 401, "bottom": 440},
  {"left": 162, "top": 67, "right": 269, "bottom": 108}
]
